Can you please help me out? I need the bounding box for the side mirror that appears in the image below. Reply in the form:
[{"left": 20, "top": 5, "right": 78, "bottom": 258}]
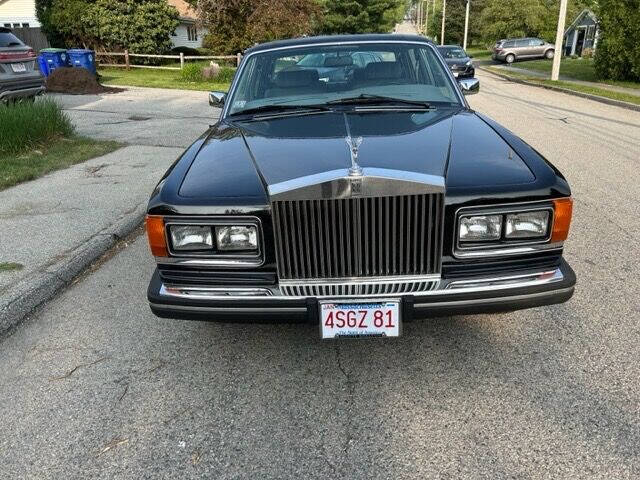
[
  {"left": 458, "top": 77, "right": 480, "bottom": 95},
  {"left": 209, "top": 91, "right": 226, "bottom": 107}
]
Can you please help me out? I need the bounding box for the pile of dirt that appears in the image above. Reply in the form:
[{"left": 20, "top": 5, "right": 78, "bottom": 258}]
[{"left": 45, "top": 67, "right": 122, "bottom": 95}]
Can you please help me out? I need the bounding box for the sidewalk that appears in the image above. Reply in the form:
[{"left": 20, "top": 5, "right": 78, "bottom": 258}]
[
  {"left": 491, "top": 64, "right": 640, "bottom": 98},
  {"left": 0, "top": 87, "right": 218, "bottom": 333}
]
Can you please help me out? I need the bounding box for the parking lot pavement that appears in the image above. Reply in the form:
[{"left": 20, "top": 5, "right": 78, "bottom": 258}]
[
  {"left": 50, "top": 87, "right": 220, "bottom": 148},
  {"left": 1, "top": 71, "right": 640, "bottom": 479}
]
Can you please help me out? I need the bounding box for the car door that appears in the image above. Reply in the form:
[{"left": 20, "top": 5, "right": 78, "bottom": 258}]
[
  {"left": 515, "top": 39, "right": 532, "bottom": 58},
  {"left": 528, "top": 38, "right": 546, "bottom": 58}
]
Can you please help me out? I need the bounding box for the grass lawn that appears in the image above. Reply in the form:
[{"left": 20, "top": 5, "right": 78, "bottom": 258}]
[
  {"left": 0, "top": 262, "right": 23, "bottom": 272},
  {"left": 513, "top": 58, "right": 640, "bottom": 90},
  {"left": 0, "top": 137, "right": 121, "bottom": 191},
  {"left": 99, "top": 67, "right": 232, "bottom": 92},
  {"left": 466, "top": 47, "right": 492, "bottom": 60},
  {"left": 485, "top": 66, "right": 640, "bottom": 106}
]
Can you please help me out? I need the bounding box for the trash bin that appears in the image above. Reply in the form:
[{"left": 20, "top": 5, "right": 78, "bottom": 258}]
[
  {"left": 67, "top": 49, "right": 97, "bottom": 75},
  {"left": 39, "top": 48, "right": 69, "bottom": 76},
  {"left": 37, "top": 54, "right": 48, "bottom": 76}
]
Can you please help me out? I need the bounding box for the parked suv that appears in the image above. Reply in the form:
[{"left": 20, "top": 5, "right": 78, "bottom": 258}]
[
  {"left": 493, "top": 37, "right": 555, "bottom": 64},
  {"left": 0, "top": 27, "right": 45, "bottom": 102}
]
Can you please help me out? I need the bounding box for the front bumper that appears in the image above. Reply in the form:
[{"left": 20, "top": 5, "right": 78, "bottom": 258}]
[
  {"left": 0, "top": 85, "right": 45, "bottom": 101},
  {"left": 148, "top": 259, "right": 576, "bottom": 323}
]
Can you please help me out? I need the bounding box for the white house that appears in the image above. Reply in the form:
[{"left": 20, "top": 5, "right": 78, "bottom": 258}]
[
  {"left": 0, "top": 0, "right": 40, "bottom": 28},
  {"left": 167, "top": 0, "right": 208, "bottom": 49}
]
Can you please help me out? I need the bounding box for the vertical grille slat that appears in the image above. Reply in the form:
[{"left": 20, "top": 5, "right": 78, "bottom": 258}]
[{"left": 272, "top": 193, "right": 444, "bottom": 281}]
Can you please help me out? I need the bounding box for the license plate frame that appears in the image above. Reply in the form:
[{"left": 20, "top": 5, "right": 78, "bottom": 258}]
[
  {"left": 11, "top": 63, "right": 27, "bottom": 73},
  {"left": 319, "top": 299, "right": 402, "bottom": 339}
]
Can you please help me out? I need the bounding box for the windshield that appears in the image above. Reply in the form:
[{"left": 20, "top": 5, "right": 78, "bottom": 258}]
[
  {"left": 227, "top": 42, "right": 461, "bottom": 115},
  {"left": 0, "top": 32, "right": 24, "bottom": 47},
  {"left": 438, "top": 47, "right": 467, "bottom": 59}
]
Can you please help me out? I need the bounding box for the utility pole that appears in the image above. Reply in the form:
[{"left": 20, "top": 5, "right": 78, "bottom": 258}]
[
  {"left": 463, "top": 0, "right": 470, "bottom": 50},
  {"left": 417, "top": 1, "right": 422, "bottom": 31},
  {"left": 551, "top": 0, "right": 568, "bottom": 81},
  {"left": 425, "top": 0, "right": 429, "bottom": 37},
  {"left": 441, "top": 0, "right": 446, "bottom": 45}
]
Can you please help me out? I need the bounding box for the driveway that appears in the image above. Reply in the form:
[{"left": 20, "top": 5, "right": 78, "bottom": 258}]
[
  {"left": 1, "top": 71, "right": 639, "bottom": 479},
  {"left": 51, "top": 86, "right": 219, "bottom": 148}
]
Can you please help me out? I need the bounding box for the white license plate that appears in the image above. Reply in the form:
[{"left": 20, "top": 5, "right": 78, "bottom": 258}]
[
  {"left": 11, "top": 63, "right": 27, "bottom": 73},
  {"left": 320, "top": 300, "right": 401, "bottom": 339}
]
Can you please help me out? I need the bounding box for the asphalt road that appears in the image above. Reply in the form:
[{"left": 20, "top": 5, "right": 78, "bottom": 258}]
[{"left": 1, "top": 71, "right": 639, "bottom": 479}]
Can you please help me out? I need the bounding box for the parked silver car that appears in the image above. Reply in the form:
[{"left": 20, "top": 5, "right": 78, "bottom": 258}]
[
  {"left": 0, "top": 27, "right": 45, "bottom": 102},
  {"left": 492, "top": 37, "right": 555, "bottom": 64}
]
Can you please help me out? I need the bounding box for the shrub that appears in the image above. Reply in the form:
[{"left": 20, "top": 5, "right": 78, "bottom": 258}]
[
  {"left": 215, "top": 67, "right": 236, "bottom": 83},
  {"left": 171, "top": 46, "right": 202, "bottom": 56},
  {"left": 180, "top": 63, "right": 204, "bottom": 83},
  {"left": 581, "top": 48, "right": 594, "bottom": 60},
  {"left": 594, "top": 0, "right": 640, "bottom": 82},
  {"left": 0, "top": 99, "right": 74, "bottom": 155}
]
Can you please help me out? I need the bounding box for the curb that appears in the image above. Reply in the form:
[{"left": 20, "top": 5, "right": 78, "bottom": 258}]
[
  {"left": 0, "top": 204, "right": 147, "bottom": 335},
  {"left": 479, "top": 67, "right": 640, "bottom": 113}
]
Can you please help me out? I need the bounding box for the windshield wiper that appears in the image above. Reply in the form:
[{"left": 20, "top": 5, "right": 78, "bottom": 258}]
[
  {"left": 326, "top": 94, "right": 433, "bottom": 109},
  {"left": 228, "top": 104, "right": 332, "bottom": 119}
]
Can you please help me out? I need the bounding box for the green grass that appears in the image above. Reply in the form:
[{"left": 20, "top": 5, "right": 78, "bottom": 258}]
[
  {"left": 486, "top": 66, "right": 640, "bottom": 106},
  {"left": 466, "top": 47, "right": 492, "bottom": 60},
  {"left": 0, "top": 99, "right": 74, "bottom": 155},
  {"left": 0, "top": 137, "right": 122, "bottom": 191},
  {"left": 512, "top": 58, "right": 640, "bottom": 90},
  {"left": 0, "top": 262, "right": 23, "bottom": 272},
  {"left": 99, "top": 66, "right": 233, "bottom": 92}
]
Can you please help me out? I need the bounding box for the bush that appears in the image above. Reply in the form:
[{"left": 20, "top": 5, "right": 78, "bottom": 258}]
[
  {"left": 215, "top": 67, "right": 236, "bottom": 83},
  {"left": 0, "top": 99, "right": 74, "bottom": 155},
  {"left": 171, "top": 46, "right": 202, "bottom": 56},
  {"left": 594, "top": 0, "right": 640, "bottom": 82},
  {"left": 180, "top": 63, "right": 204, "bottom": 83}
]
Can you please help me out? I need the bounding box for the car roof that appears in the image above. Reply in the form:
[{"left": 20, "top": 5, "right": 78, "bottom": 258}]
[
  {"left": 245, "top": 34, "right": 433, "bottom": 54},
  {"left": 437, "top": 45, "right": 463, "bottom": 49}
]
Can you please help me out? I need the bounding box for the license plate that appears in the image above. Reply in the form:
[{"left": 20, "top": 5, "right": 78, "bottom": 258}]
[
  {"left": 11, "top": 63, "right": 27, "bottom": 73},
  {"left": 320, "top": 300, "right": 401, "bottom": 339}
]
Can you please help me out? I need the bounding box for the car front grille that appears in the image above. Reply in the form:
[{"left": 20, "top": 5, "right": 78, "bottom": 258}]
[
  {"left": 280, "top": 279, "right": 439, "bottom": 297},
  {"left": 271, "top": 194, "right": 444, "bottom": 281}
]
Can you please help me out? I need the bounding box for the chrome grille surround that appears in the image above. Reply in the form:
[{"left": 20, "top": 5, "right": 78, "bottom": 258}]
[{"left": 269, "top": 168, "right": 446, "bottom": 286}]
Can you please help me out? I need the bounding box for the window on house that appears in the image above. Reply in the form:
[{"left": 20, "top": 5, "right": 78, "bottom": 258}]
[
  {"left": 586, "top": 25, "right": 595, "bottom": 41},
  {"left": 3, "top": 24, "right": 12, "bottom": 28},
  {"left": 187, "top": 25, "right": 198, "bottom": 42},
  {"left": 13, "top": 23, "right": 20, "bottom": 28},
  {"left": 22, "top": 23, "right": 29, "bottom": 28}
]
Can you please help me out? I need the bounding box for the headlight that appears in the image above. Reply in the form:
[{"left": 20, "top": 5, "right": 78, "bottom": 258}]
[
  {"left": 505, "top": 211, "right": 549, "bottom": 239},
  {"left": 459, "top": 215, "right": 502, "bottom": 241},
  {"left": 466, "top": 60, "right": 473, "bottom": 66},
  {"left": 169, "top": 225, "right": 213, "bottom": 251},
  {"left": 215, "top": 225, "right": 258, "bottom": 251}
]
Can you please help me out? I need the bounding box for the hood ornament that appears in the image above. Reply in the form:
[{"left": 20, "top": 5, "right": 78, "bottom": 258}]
[{"left": 345, "top": 135, "right": 364, "bottom": 177}]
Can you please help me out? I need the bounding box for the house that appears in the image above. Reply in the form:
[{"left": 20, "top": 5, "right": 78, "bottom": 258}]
[
  {"left": 563, "top": 9, "right": 599, "bottom": 57},
  {"left": 167, "top": 0, "right": 208, "bottom": 49},
  {"left": 0, "top": 0, "right": 40, "bottom": 28}
]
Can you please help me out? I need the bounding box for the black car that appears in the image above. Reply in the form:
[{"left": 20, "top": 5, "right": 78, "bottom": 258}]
[
  {"left": 436, "top": 45, "right": 475, "bottom": 78},
  {"left": 0, "top": 27, "right": 44, "bottom": 102},
  {"left": 145, "top": 35, "right": 575, "bottom": 339}
]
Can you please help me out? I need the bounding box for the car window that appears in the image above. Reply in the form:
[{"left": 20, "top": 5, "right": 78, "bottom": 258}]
[
  {"left": 503, "top": 41, "right": 515, "bottom": 48},
  {"left": 515, "top": 39, "right": 528, "bottom": 48},
  {"left": 0, "top": 31, "right": 24, "bottom": 47},
  {"left": 228, "top": 43, "right": 461, "bottom": 114},
  {"left": 438, "top": 47, "right": 467, "bottom": 59},
  {"left": 529, "top": 38, "right": 544, "bottom": 46}
]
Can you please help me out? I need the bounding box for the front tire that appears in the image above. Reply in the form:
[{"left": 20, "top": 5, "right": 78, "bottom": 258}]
[
  {"left": 545, "top": 49, "right": 555, "bottom": 59},
  {"left": 505, "top": 54, "right": 515, "bottom": 64}
]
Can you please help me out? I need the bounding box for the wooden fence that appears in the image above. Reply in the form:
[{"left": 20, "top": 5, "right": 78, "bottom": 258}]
[
  {"left": 10, "top": 27, "right": 50, "bottom": 52},
  {"left": 96, "top": 51, "right": 242, "bottom": 70}
]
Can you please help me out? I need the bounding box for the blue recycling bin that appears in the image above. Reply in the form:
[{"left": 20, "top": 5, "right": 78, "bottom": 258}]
[
  {"left": 67, "top": 49, "right": 96, "bottom": 75},
  {"left": 39, "top": 48, "right": 69, "bottom": 76}
]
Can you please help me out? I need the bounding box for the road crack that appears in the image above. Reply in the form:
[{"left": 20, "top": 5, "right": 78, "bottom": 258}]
[{"left": 50, "top": 356, "right": 109, "bottom": 381}]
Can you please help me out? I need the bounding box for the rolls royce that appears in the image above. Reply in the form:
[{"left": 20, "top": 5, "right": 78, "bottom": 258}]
[{"left": 145, "top": 34, "right": 575, "bottom": 339}]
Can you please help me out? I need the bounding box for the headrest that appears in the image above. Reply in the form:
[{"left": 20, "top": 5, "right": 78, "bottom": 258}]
[
  {"left": 274, "top": 69, "right": 319, "bottom": 88},
  {"left": 364, "top": 62, "right": 402, "bottom": 80},
  {"left": 324, "top": 56, "right": 353, "bottom": 67}
]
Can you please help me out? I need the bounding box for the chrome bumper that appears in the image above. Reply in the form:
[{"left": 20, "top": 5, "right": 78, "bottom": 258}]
[{"left": 148, "top": 260, "right": 576, "bottom": 322}]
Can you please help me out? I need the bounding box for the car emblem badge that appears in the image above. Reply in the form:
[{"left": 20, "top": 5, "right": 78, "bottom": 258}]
[{"left": 346, "top": 135, "right": 364, "bottom": 177}]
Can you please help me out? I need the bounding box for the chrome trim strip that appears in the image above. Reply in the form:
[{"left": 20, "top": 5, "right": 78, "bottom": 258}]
[
  {"left": 151, "top": 303, "right": 307, "bottom": 314},
  {"left": 222, "top": 40, "right": 465, "bottom": 118},
  {"left": 160, "top": 285, "right": 273, "bottom": 299},
  {"left": 414, "top": 287, "right": 574, "bottom": 308},
  {"left": 268, "top": 168, "right": 445, "bottom": 200},
  {"left": 279, "top": 274, "right": 441, "bottom": 286},
  {"left": 157, "top": 268, "right": 564, "bottom": 301}
]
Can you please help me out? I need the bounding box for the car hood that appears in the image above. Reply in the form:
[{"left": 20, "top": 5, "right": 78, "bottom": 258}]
[
  {"left": 444, "top": 58, "right": 471, "bottom": 66},
  {"left": 179, "top": 109, "right": 536, "bottom": 200}
]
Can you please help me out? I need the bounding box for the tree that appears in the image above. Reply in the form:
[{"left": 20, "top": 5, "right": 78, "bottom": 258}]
[
  {"left": 48, "top": 0, "right": 180, "bottom": 53},
  {"left": 35, "top": 0, "right": 64, "bottom": 46},
  {"left": 199, "top": 0, "right": 322, "bottom": 55},
  {"left": 317, "top": 0, "right": 407, "bottom": 34},
  {"left": 594, "top": 0, "right": 640, "bottom": 81},
  {"left": 426, "top": 0, "right": 486, "bottom": 45}
]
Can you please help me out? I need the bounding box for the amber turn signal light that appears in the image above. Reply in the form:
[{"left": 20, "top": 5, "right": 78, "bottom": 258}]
[
  {"left": 551, "top": 197, "right": 573, "bottom": 243},
  {"left": 146, "top": 215, "right": 168, "bottom": 257}
]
